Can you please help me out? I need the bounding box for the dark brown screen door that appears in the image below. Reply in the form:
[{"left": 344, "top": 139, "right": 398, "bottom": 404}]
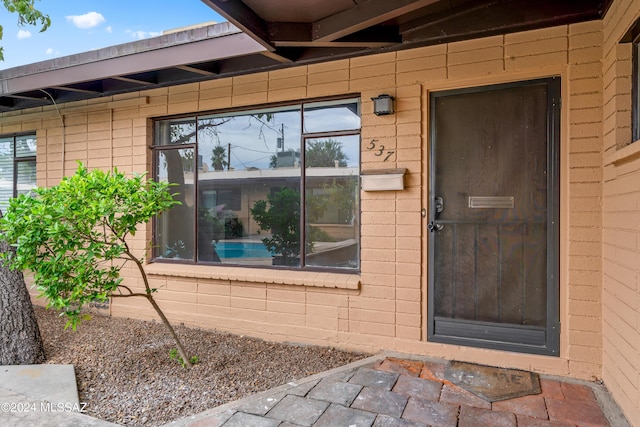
[{"left": 428, "top": 78, "right": 560, "bottom": 355}]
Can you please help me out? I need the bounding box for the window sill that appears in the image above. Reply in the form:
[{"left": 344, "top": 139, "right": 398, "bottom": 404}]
[
  {"left": 604, "top": 139, "right": 640, "bottom": 166},
  {"left": 146, "top": 263, "right": 361, "bottom": 290}
]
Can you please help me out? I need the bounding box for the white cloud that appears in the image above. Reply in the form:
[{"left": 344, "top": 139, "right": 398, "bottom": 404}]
[
  {"left": 45, "top": 48, "right": 60, "bottom": 56},
  {"left": 126, "top": 29, "right": 162, "bottom": 40},
  {"left": 16, "top": 30, "right": 31, "bottom": 40},
  {"left": 66, "top": 12, "right": 105, "bottom": 29},
  {"left": 105, "top": 26, "right": 112, "bottom": 34}
]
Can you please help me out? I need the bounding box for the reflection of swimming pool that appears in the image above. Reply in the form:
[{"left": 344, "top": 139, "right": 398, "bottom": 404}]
[{"left": 215, "top": 242, "right": 273, "bottom": 259}]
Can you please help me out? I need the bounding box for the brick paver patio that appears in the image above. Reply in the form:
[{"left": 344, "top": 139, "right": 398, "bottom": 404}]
[{"left": 170, "top": 356, "right": 620, "bottom": 427}]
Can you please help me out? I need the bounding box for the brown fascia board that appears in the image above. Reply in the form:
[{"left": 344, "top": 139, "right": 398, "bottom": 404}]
[{"left": 0, "top": 22, "right": 266, "bottom": 96}]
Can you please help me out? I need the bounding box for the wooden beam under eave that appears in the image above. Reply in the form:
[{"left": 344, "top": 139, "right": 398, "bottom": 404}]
[
  {"left": 0, "top": 98, "right": 15, "bottom": 109},
  {"left": 49, "top": 86, "right": 100, "bottom": 94},
  {"left": 174, "top": 65, "right": 217, "bottom": 76},
  {"left": 280, "top": 46, "right": 373, "bottom": 64},
  {"left": 111, "top": 75, "right": 156, "bottom": 85},
  {"left": 312, "top": 0, "right": 440, "bottom": 42},
  {"left": 4, "top": 94, "right": 46, "bottom": 101},
  {"left": 0, "top": 96, "right": 150, "bottom": 123},
  {"left": 272, "top": 40, "right": 396, "bottom": 48},
  {"left": 260, "top": 50, "right": 294, "bottom": 64},
  {"left": 270, "top": 21, "right": 400, "bottom": 49},
  {"left": 200, "top": 0, "right": 274, "bottom": 50},
  {"left": 402, "top": 0, "right": 604, "bottom": 44},
  {"left": 400, "top": 0, "right": 498, "bottom": 35}
]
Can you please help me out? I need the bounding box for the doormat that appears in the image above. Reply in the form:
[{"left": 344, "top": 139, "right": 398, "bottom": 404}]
[{"left": 444, "top": 361, "right": 541, "bottom": 402}]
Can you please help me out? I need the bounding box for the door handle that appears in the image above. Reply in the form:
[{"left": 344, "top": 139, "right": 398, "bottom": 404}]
[{"left": 428, "top": 221, "right": 443, "bottom": 232}]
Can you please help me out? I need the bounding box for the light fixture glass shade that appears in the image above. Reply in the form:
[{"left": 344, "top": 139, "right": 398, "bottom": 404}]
[{"left": 371, "top": 94, "right": 394, "bottom": 115}]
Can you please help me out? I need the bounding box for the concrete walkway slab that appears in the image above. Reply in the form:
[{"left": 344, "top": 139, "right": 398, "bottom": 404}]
[
  {"left": 0, "top": 364, "right": 79, "bottom": 405},
  {"left": 0, "top": 387, "right": 119, "bottom": 426},
  {"left": 0, "top": 364, "right": 118, "bottom": 427}
]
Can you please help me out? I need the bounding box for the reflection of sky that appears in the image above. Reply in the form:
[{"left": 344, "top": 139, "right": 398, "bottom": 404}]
[
  {"left": 303, "top": 99, "right": 361, "bottom": 134},
  {"left": 196, "top": 99, "right": 360, "bottom": 171},
  {"left": 199, "top": 108, "right": 301, "bottom": 170}
]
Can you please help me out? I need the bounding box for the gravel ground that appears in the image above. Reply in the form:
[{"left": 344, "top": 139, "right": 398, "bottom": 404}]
[{"left": 34, "top": 306, "right": 367, "bottom": 427}]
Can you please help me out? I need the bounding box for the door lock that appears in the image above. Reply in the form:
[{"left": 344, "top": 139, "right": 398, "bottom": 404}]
[
  {"left": 428, "top": 221, "right": 443, "bottom": 232},
  {"left": 435, "top": 197, "right": 444, "bottom": 214}
]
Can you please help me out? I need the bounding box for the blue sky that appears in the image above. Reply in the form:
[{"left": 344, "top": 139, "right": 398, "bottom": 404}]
[{"left": 0, "top": 1, "right": 225, "bottom": 70}]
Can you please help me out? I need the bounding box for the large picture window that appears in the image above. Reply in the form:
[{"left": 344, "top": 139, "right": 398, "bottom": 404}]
[
  {"left": 0, "top": 133, "right": 37, "bottom": 214},
  {"left": 153, "top": 98, "right": 361, "bottom": 270}
]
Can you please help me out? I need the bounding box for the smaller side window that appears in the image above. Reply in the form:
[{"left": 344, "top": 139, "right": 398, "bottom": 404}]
[{"left": 0, "top": 134, "right": 37, "bottom": 214}]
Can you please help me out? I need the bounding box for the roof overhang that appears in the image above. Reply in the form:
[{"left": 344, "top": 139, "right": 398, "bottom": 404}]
[
  {"left": 0, "top": 22, "right": 267, "bottom": 112},
  {"left": 0, "top": 0, "right": 611, "bottom": 113}
]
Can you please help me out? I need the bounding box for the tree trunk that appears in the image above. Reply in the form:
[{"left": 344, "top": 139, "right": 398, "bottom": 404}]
[{"left": 0, "top": 240, "right": 46, "bottom": 365}]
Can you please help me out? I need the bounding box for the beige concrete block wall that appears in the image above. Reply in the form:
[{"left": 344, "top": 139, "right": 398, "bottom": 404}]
[
  {"left": 1, "top": 20, "right": 608, "bottom": 388},
  {"left": 602, "top": 0, "right": 640, "bottom": 424},
  {"left": 565, "top": 20, "right": 605, "bottom": 381}
]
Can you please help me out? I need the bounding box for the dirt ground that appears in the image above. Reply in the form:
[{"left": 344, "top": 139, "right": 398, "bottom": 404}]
[{"left": 35, "top": 306, "right": 367, "bottom": 426}]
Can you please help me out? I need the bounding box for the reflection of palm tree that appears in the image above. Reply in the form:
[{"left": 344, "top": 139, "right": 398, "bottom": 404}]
[{"left": 211, "top": 143, "right": 229, "bottom": 171}]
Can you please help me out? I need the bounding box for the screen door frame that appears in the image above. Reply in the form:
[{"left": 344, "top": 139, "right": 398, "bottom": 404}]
[{"left": 427, "top": 77, "right": 561, "bottom": 356}]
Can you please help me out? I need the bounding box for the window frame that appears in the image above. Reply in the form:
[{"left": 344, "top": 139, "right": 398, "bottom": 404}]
[
  {"left": 633, "top": 33, "right": 640, "bottom": 142},
  {"left": 151, "top": 96, "right": 361, "bottom": 273},
  {"left": 0, "top": 132, "right": 37, "bottom": 214},
  {"left": 623, "top": 19, "right": 640, "bottom": 143}
]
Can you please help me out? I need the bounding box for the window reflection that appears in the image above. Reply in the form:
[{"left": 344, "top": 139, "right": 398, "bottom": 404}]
[
  {"left": 155, "top": 149, "right": 195, "bottom": 260},
  {"left": 305, "top": 136, "right": 359, "bottom": 269},
  {"left": 15, "top": 136, "right": 37, "bottom": 158},
  {"left": 155, "top": 119, "right": 197, "bottom": 146},
  {"left": 154, "top": 98, "right": 360, "bottom": 270},
  {"left": 17, "top": 162, "right": 37, "bottom": 197},
  {"left": 303, "top": 99, "right": 361, "bottom": 133}
]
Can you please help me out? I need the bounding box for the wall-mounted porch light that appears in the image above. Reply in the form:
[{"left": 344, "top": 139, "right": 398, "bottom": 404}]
[{"left": 371, "top": 94, "right": 395, "bottom": 116}]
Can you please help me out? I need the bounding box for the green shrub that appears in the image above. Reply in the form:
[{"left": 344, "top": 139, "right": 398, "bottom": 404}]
[{"left": 0, "top": 163, "right": 195, "bottom": 367}]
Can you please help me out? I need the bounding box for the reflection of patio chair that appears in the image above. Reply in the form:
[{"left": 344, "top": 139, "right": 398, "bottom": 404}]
[{"left": 305, "top": 239, "right": 357, "bottom": 267}]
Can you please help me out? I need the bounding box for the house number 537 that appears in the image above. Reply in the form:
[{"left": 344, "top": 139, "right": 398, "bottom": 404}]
[{"left": 366, "top": 139, "right": 395, "bottom": 162}]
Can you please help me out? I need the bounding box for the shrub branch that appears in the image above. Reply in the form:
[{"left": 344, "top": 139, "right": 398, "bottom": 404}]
[{"left": 0, "top": 163, "right": 193, "bottom": 367}]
